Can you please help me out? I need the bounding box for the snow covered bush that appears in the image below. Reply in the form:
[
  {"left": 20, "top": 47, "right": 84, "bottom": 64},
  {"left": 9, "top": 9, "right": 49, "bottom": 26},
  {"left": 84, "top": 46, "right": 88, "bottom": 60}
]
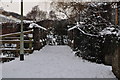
[
  {"left": 72, "top": 2, "right": 120, "bottom": 64},
  {"left": 73, "top": 27, "right": 120, "bottom": 64}
]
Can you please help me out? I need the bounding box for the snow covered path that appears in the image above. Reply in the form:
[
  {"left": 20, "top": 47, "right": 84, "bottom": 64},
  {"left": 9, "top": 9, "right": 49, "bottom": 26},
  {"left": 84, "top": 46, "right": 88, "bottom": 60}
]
[{"left": 2, "top": 45, "right": 116, "bottom": 78}]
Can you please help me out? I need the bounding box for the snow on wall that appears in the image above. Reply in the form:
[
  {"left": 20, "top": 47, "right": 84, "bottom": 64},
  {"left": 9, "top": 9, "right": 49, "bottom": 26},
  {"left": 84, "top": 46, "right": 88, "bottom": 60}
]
[
  {"left": 68, "top": 22, "right": 120, "bottom": 38},
  {"left": 29, "top": 23, "right": 47, "bottom": 30},
  {"left": 68, "top": 22, "right": 84, "bottom": 31},
  {"left": 68, "top": 25, "right": 78, "bottom": 31},
  {"left": 68, "top": 22, "right": 98, "bottom": 37}
]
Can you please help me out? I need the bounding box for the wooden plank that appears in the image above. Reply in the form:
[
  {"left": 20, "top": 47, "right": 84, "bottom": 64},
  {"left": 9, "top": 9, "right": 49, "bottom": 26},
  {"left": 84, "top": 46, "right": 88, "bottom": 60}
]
[
  {"left": 0, "top": 40, "right": 33, "bottom": 44},
  {"left": 3, "top": 37, "right": 20, "bottom": 39},
  {"left": 0, "top": 30, "right": 33, "bottom": 38},
  {"left": 3, "top": 37, "right": 33, "bottom": 40},
  {"left": 1, "top": 49, "right": 33, "bottom": 51},
  {"left": 0, "top": 46, "right": 16, "bottom": 48},
  {"left": 0, "top": 57, "right": 15, "bottom": 63},
  {"left": 1, "top": 49, "right": 33, "bottom": 53},
  {"left": 0, "top": 57, "right": 15, "bottom": 58}
]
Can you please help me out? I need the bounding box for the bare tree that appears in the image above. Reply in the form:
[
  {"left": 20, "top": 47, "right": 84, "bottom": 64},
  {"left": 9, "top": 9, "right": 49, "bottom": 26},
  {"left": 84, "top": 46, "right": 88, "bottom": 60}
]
[
  {"left": 49, "top": 10, "right": 57, "bottom": 20},
  {"left": 26, "top": 5, "right": 47, "bottom": 21},
  {"left": 51, "top": 1, "right": 86, "bottom": 21}
]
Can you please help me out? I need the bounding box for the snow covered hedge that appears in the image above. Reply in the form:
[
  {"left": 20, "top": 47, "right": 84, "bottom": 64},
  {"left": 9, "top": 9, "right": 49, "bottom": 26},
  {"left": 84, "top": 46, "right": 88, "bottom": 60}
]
[
  {"left": 71, "top": 2, "right": 120, "bottom": 64},
  {"left": 73, "top": 26, "right": 120, "bottom": 64}
]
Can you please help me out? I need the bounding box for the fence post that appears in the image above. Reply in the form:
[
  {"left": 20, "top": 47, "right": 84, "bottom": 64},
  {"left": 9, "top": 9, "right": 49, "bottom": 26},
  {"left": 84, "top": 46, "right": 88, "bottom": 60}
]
[
  {"left": 20, "top": 0, "right": 24, "bottom": 61},
  {"left": 29, "top": 37, "right": 32, "bottom": 53},
  {"left": 33, "top": 27, "right": 41, "bottom": 50},
  {"left": 16, "top": 43, "right": 19, "bottom": 57}
]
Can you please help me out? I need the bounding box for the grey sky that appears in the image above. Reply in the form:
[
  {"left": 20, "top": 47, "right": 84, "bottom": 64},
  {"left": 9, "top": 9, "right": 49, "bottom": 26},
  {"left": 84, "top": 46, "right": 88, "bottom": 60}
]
[
  {"left": 0, "top": 0, "right": 52, "bottom": 16},
  {"left": 0, "top": 0, "right": 119, "bottom": 16}
]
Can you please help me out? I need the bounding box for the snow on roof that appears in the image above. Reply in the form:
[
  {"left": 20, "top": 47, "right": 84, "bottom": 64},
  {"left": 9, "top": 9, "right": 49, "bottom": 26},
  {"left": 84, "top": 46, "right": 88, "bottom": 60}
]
[
  {"left": 0, "top": 14, "right": 22, "bottom": 23},
  {"left": 0, "top": 14, "right": 33, "bottom": 24},
  {"left": 0, "top": 14, "right": 8, "bottom": 19},
  {"left": 0, "top": 14, "right": 14, "bottom": 22},
  {"left": 29, "top": 23, "right": 47, "bottom": 30}
]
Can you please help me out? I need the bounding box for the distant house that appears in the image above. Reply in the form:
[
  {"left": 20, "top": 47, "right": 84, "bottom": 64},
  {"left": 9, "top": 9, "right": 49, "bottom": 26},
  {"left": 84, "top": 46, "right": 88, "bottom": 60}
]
[
  {"left": 0, "top": 9, "right": 34, "bottom": 35},
  {"left": 0, "top": 9, "right": 17, "bottom": 23},
  {"left": 0, "top": 8, "right": 30, "bottom": 23},
  {"left": 0, "top": 14, "right": 17, "bottom": 23}
]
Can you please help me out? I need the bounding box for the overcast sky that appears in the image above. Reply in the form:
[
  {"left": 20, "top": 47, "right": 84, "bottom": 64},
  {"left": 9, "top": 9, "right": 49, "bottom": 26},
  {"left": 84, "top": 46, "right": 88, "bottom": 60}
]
[
  {"left": 0, "top": 0, "right": 52, "bottom": 16},
  {"left": 0, "top": 0, "right": 119, "bottom": 16}
]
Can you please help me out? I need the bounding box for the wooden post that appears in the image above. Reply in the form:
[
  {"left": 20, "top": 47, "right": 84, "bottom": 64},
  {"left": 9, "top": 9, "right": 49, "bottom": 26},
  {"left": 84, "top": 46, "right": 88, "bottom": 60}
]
[
  {"left": 20, "top": 0, "right": 24, "bottom": 61},
  {"left": 29, "top": 37, "right": 32, "bottom": 53},
  {"left": 73, "top": 29, "right": 75, "bottom": 50},
  {"left": 16, "top": 43, "right": 19, "bottom": 57},
  {"left": 33, "top": 27, "right": 41, "bottom": 50},
  {"left": 0, "top": 22, "right": 2, "bottom": 57}
]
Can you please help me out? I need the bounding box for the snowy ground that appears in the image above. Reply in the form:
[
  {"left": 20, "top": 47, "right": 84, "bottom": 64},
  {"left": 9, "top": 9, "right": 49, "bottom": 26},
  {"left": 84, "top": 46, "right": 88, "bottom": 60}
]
[
  {"left": 2, "top": 45, "right": 116, "bottom": 78},
  {"left": 0, "top": 63, "right": 2, "bottom": 79}
]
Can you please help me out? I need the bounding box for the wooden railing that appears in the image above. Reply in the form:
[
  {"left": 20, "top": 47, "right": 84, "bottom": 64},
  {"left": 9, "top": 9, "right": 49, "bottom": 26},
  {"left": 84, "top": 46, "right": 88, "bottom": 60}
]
[
  {"left": 0, "top": 24, "right": 47, "bottom": 62},
  {"left": 0, "top": 30, "right": 33, "bottom": 38},
  {"left": 0, "top": 30, "right": 33, "bottom": 62}
]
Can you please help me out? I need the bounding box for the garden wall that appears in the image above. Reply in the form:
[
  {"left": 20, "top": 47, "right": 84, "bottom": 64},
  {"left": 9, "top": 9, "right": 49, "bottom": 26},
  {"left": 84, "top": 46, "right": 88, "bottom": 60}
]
[{"left": 112, "top": 43, "right": 120, "bottom": 79}]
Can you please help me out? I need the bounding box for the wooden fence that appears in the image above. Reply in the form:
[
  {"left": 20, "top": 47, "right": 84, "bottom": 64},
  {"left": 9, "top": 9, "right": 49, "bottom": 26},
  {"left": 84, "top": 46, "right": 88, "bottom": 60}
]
[
  {"left": 0, "top": 30, "right": 33, "bottom": 62},
  {"left": 0, "top": 23, "right": 47, "bottom": 62}
]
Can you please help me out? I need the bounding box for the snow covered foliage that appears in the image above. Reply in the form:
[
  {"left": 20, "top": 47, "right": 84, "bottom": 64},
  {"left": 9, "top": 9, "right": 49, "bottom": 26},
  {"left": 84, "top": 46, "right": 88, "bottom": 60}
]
[
  {"left": 71, "top": 26, "right": 120, "bottom": 63},
  {"left": 81, "top": 2, "right": 113, "bottom": 35},
  {"left": 29, "top": 23, "right": 47, "bottom": 30},
  {"left": 69, "top": 2, "right": 120, "bottom": 64},
  {"left": 99, "top": 26, "right": 120, "bottom": 36}
]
